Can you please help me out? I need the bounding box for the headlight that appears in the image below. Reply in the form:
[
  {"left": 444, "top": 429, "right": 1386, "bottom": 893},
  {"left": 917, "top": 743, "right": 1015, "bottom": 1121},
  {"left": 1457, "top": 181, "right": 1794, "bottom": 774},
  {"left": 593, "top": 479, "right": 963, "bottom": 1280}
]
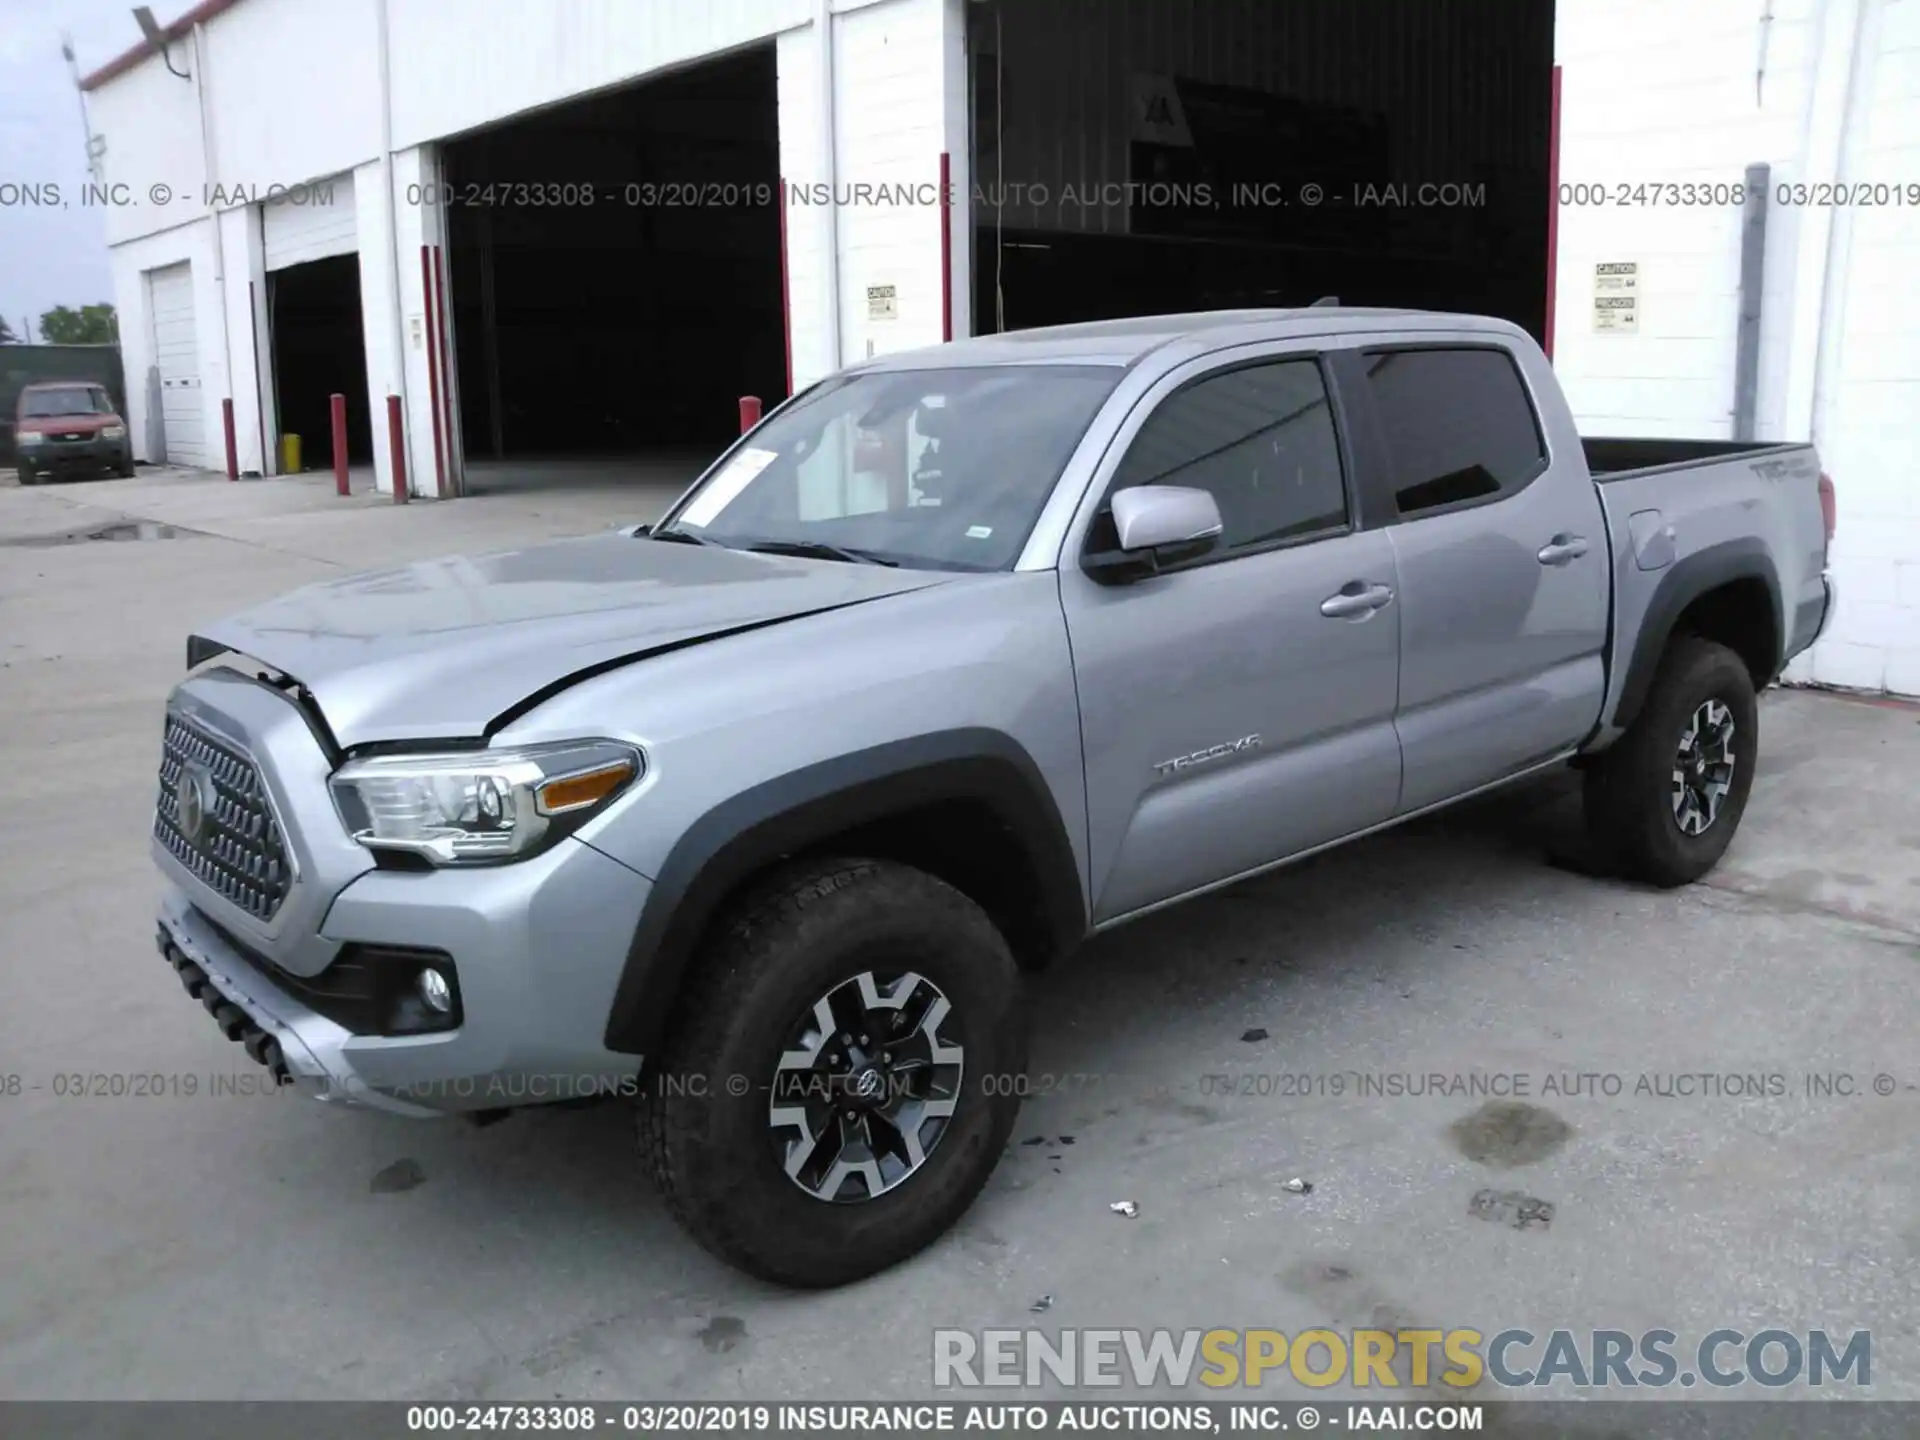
[
  {"left": 17, "top": 430, "right": 43, "bottom": 446},
  {"left": 329, "top": 740, "right": 642, "bottom": 865},
  {"left": 101, "top": 425, "right": 126, "bottom": 440}
]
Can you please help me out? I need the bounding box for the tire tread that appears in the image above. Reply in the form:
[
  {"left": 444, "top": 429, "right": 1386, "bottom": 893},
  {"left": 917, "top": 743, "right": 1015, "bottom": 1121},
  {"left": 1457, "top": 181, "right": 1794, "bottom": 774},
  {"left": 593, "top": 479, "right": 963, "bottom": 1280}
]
[
  {"left": 639, "top": 860, "right": 880, "bottom": 1266},
  {"left": 1585, "top": 635, "right": 1758, "bottom": 888},
  {"left": 638, "top": 857, "right": 1023, "bottom": 1287}
]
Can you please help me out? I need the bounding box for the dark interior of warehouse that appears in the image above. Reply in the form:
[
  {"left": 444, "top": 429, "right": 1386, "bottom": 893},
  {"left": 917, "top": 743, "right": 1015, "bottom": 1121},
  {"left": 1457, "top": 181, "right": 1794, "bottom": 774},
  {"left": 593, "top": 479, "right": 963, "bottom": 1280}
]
[
  {"left": 269, "top": 253, "right": 374, "bottom": 471},
  {"left": 432, "top": 2, "right": 1550, "bottom": 475},
  {"left": 443, "top": 44, "right": 785, "bottom": 462},
  {"left": 967, "top": 0, "right": 1554, "bottom": 339}
]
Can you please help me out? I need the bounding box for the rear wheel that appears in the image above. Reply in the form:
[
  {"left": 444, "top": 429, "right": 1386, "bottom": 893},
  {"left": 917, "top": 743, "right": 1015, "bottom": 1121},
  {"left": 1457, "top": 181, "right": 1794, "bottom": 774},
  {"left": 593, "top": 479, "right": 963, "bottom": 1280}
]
[
  {"left": 1584, "top": 636, "right": 1759, "bottom": 887},
  {"left": 640, "top": 858, "right": 1026, "bottom": 1287}
]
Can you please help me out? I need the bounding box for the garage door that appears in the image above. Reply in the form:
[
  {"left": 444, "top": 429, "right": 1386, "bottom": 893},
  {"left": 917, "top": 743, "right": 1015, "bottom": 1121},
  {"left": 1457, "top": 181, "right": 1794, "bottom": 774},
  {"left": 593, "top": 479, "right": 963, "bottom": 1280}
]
[
  {"left": 146, "top": 261, "right": 203, "bottom": 467},
  {"left": 263, "top": 172, "right": 358, "bottom": 271}
]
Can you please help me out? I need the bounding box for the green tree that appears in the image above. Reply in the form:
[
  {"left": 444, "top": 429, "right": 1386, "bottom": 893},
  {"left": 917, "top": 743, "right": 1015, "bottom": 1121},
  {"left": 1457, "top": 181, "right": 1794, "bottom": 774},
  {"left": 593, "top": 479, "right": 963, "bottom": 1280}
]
[
  {"left": 0, "top": 315, "right": 18, "bottom": 344},
  {"left": 38, "top": 304, "right": 118, "bottom": 345}
]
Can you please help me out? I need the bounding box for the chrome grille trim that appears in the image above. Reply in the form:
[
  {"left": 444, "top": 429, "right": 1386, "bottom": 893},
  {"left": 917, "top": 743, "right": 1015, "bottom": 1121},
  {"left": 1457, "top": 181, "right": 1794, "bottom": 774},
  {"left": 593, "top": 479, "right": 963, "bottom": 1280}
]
[{"left": 154, "top": 714, "right": 293, "bottom": 922}]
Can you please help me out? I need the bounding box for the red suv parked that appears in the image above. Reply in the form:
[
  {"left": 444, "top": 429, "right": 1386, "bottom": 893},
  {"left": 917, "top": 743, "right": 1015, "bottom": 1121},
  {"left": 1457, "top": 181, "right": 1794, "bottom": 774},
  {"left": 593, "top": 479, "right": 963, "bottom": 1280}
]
[{"left": 14, "top": 382, "right": 136, "bottom": 484}]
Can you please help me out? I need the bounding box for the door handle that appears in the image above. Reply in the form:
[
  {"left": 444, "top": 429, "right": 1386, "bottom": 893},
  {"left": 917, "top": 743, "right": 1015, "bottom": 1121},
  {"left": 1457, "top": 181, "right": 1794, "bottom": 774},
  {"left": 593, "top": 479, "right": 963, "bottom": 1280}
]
[
  {"left": 1320, "top": 582, "right": 1395, "bottom": 619},
  {"left": 1538, "top": 534, "right": 1590, "bottom": 566}
]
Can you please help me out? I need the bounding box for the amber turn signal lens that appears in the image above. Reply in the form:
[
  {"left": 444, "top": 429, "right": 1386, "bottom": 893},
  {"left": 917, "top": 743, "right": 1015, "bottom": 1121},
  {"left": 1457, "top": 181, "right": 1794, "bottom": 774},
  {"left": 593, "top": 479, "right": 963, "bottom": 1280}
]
[{"left": 535, "top": 759, "right": 636, "bottom": 815}]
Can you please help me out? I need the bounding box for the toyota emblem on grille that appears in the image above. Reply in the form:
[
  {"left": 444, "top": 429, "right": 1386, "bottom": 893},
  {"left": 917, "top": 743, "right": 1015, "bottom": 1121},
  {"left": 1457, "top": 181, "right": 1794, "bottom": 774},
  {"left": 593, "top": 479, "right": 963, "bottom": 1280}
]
[{"left": 176, "top": 761, "right": 216, "bottom": 843}]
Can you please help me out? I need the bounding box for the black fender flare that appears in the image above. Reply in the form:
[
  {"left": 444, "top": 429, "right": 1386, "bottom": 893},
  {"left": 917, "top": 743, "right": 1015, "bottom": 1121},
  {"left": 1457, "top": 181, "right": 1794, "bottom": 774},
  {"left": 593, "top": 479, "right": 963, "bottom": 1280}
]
[
  {"left": 601, "top": 728, "right": 1087, "bottom": 1056},
  {"left": 1612, "top": 538, "right": 1783, "bottom": 734}
]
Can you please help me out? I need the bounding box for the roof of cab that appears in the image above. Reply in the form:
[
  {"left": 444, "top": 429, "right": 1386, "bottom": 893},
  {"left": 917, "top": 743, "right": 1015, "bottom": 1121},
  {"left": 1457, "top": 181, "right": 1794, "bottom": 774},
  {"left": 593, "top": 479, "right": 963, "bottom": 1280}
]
[{"left": 855, "top": 306, "right": 1520, "bottom": 373}]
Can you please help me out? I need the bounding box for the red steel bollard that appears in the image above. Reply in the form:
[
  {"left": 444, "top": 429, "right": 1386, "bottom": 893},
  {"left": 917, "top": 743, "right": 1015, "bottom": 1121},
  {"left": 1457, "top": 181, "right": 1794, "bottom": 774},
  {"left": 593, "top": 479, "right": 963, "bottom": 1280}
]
[
  {"left": 330, "top": 393, "right": 350, "bottom": 496},
  {"left": 738, "top": 395, "right": 762, "bottom": 433},
  {"left": 386, "top": 394, "right": 408, "bottom": 504},
  {"left": 222, "top": 397, "right": 238, "bottom": 480}
]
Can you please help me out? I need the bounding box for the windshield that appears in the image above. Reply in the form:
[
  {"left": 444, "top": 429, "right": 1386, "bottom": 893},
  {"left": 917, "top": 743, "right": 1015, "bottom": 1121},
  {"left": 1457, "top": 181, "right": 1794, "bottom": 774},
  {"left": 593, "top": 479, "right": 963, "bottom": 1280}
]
[
  {"left": 657, "top": 365, "right": 1121, "bottom": 570},
  {"left": 22, "top": 387, "right": 111, "bottom": 418}
]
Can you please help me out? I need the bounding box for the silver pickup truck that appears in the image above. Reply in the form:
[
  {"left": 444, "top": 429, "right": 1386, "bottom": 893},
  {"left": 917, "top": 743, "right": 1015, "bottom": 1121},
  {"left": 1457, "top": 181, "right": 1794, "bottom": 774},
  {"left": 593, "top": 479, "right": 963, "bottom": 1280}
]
[{"left": 152, "top": 308, "right": 1835, "bottom": 1286}]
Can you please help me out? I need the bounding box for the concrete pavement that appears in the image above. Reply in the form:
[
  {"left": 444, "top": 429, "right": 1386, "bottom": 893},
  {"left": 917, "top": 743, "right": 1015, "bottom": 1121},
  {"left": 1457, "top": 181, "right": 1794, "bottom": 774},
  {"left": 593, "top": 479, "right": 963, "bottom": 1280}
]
[{"left": 1, "top": 469, "right": 1915, "bottom": 1405}]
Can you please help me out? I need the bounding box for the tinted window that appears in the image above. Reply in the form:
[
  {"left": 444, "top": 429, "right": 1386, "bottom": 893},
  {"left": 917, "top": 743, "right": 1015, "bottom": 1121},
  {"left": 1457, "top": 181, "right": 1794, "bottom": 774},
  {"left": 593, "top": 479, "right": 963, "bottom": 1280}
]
[
  {"left": 1109, "top": 360, "right": 1348, "bottom": 552},
  {"left": 1362, "top": 348, "right": 1546, "bottom": 517}
]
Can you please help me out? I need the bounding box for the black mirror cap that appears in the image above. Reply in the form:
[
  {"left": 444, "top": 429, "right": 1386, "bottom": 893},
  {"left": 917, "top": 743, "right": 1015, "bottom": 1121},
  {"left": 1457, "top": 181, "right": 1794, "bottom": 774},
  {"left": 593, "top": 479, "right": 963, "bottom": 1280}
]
[{"left": 1081, "top": 532, "right": 1220, "bottom": 586}]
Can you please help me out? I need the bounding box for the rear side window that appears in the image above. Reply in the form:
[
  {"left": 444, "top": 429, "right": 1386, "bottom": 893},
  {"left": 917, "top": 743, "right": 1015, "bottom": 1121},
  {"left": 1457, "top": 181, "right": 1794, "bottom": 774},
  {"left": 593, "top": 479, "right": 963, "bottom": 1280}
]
[
  {"left": 1108, "top": 359, "right": 1349, "bottom": 554},
  {"left": 1361, "top": 348, "right": 1547, "bottom": 518}
]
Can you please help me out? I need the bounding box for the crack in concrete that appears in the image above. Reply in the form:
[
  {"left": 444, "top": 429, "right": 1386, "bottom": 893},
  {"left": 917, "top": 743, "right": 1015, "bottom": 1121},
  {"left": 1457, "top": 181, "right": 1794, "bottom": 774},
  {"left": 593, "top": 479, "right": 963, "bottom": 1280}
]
[{"left": 1691, "top": 875, "right": 1920, "bottom": 949}]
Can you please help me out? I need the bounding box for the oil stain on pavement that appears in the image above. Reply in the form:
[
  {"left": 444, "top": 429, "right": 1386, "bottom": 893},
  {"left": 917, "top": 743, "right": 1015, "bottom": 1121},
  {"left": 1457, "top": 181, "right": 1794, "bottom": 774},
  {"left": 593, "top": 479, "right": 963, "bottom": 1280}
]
[
  {"left": 697, "top": 1316, "right": 746, "bottom": 1354},
  {"left": 369, "top": 1158, "right": 426, "bottom": 1194},
  {"left": 1448, "top": 1100, "right": 1572, "bottom": 1168}
]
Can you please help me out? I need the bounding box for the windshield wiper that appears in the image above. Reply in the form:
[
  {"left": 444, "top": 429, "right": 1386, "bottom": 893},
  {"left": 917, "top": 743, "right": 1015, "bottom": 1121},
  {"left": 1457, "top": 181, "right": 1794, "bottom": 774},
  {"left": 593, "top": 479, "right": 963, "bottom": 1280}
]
[
  {"left": 743, "top": 539, "right": 899, "bottom": 567},
  {"left": 648, "top": 525, "right": 726, "bottom": 547}
]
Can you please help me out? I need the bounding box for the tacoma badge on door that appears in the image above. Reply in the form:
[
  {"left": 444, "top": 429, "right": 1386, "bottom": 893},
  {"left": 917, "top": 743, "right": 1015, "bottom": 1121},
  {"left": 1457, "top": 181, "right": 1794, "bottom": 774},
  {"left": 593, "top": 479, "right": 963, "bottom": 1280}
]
[{"left": 1153, "top": 734, "right": 1263, "bottom": 778}]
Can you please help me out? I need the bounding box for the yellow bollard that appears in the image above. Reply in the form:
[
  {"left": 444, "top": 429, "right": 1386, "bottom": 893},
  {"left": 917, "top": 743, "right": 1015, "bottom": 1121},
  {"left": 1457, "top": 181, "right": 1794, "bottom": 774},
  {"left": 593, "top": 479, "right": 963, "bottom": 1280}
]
[{"left": 280, "top": 433, "right": 303, "bottom": 473}]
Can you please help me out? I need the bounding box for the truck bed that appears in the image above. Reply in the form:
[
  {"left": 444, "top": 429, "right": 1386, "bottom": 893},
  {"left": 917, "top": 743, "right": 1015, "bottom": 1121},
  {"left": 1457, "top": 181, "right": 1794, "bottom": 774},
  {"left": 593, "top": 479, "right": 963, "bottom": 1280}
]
[
  {"left": 1582, "top": 436, "right": 1811, "bottom": 482},
  {"left": 1586, "top": 438, "right": 1830, "bottom": 745}
]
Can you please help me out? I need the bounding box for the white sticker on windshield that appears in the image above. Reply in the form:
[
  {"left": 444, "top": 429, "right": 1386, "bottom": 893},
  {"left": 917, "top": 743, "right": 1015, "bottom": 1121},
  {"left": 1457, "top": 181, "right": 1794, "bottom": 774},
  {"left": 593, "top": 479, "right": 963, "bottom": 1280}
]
[
  {"left": 678, "top": 447, "right": 778, "bottom": 528},
  {"left": 966, "top": 525, "right": 993, "bottom": 539}
]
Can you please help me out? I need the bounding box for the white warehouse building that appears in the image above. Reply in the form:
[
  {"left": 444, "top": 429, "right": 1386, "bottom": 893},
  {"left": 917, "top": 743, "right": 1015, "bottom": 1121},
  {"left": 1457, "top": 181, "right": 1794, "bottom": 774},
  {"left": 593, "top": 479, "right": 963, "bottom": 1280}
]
[{"left": 84, "top": 0, "right": 1918, "bottom": 693}]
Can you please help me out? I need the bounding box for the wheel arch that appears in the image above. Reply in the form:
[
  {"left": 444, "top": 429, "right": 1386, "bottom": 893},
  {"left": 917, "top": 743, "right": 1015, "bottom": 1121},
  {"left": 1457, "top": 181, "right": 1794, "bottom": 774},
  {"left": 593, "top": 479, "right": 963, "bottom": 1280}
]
[
  {"left": 601, "top": 729, "right": 1088, "bottom": 1057},
  {"left": 1612, "top": 539, "right": 1782, "bottom": 735}
]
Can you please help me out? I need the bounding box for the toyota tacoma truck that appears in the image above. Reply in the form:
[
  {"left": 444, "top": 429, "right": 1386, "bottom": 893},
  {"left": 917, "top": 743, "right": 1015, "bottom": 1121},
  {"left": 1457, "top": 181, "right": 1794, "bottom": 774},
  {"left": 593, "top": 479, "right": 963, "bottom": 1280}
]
[{"left": 151, "top": 308, "right": 1836, "bottom": 1287}]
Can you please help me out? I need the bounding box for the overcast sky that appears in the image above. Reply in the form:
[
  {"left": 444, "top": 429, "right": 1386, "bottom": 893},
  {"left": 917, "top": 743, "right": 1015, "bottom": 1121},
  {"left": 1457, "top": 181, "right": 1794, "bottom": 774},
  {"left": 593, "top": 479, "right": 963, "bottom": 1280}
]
[{"left": 1, "top": 0, "right": 154, "bottom": 337}]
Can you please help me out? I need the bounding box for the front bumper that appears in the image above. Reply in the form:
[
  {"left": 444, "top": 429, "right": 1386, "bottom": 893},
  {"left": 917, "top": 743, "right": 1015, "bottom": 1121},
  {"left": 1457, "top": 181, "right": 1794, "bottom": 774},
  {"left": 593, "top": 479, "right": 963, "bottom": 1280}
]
[
  {"left": 156, "top": 836, "right": 654, "bottom": 1114},
  {"left": 20, "top": 438, "right": 127, "bottom": 473},
  {"left": 157, "top": 895, "right": 437, "bottom": 1117},
  {"left": 151, "top": 668, "right": 655, "bottom": 1116}
]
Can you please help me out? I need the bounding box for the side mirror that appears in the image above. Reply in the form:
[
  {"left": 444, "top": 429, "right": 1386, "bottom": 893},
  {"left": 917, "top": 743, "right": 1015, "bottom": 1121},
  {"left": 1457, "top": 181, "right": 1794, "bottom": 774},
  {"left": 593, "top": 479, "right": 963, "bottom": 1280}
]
[{"left": 1084, "top": 485, "right": 1224, "bottom": 584}]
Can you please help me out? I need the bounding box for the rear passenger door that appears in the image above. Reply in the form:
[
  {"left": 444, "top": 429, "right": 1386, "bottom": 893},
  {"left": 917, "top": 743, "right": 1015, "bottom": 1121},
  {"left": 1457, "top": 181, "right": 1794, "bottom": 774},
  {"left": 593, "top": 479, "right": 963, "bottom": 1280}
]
[
  {"left": 1059, "top": 350, "right": 1403, "bottom": 923},
  {"left": 1343, "top": 342, "right": 1609, "bottom": 811}
]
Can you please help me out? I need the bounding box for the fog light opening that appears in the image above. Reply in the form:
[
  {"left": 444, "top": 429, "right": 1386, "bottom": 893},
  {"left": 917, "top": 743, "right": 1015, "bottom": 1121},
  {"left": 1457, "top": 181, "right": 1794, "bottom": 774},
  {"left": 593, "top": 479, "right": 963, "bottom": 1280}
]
[{"left": 417, "top": 967, "right": 453, "bottom": 1014}]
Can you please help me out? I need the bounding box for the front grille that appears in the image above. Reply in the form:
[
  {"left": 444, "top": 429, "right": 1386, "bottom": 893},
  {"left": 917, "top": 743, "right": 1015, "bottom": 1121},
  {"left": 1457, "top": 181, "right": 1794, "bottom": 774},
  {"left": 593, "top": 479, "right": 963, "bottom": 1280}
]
[{"left": 154, "top": 715, "right": 292, "bottom": 921}]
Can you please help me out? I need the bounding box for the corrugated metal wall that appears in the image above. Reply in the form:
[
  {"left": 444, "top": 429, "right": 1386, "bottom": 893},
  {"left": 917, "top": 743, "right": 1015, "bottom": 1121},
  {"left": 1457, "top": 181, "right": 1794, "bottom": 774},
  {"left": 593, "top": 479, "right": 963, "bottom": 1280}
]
[{"left": 972, "top": 0, "right": 1552, "bottom": 236}]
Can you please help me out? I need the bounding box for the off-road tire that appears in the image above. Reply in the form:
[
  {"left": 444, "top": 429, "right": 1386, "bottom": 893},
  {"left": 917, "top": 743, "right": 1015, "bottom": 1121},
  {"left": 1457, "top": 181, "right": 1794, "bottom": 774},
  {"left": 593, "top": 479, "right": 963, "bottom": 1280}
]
[
  {"left": 1584, "top": 636, "right": 1758, "bottom": 888},
  {"left": 16, "top": 465, "right": 38, "bottom": 486},
  {"left": 639, "top": 858, "right": 1026, "bottom": 1287}
]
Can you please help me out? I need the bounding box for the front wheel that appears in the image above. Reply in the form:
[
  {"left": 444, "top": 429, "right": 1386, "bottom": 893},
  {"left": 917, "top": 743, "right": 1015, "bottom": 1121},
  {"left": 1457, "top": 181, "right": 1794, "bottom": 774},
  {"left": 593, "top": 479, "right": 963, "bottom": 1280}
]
[
  {"left": 640, "top": 858, "right": 1026, "bottom": 1287},
  {"left": 1584, "top": 636, "right": 1759, "bottom": 888},
  {"left": 16, "top": 465, "right": 38, "bottom": 486}
]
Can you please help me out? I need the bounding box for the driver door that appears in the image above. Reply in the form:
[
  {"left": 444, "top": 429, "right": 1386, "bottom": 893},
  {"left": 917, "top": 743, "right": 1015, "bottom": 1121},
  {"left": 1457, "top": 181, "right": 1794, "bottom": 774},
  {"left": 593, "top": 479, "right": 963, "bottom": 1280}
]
[{"left": 1057, "top": 350, "right": 1404, "bottom": 923}]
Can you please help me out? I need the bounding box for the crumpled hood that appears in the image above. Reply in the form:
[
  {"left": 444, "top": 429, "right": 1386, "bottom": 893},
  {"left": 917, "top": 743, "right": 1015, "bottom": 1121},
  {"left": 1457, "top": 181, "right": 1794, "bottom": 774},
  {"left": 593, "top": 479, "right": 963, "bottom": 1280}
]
[{"left": 191, "top": 532, "right": 949, "bottom": 748}]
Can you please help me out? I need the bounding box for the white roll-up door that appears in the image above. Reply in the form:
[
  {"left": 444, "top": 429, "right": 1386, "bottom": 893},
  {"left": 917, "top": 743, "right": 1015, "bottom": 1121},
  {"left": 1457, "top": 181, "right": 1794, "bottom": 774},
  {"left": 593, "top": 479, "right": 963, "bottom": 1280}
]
[
  {"left": 262, "top": 172, "right": 358, "bottom": 271},
  {"left": 146, "top": 261, "right": 203, "bottom": 468}
]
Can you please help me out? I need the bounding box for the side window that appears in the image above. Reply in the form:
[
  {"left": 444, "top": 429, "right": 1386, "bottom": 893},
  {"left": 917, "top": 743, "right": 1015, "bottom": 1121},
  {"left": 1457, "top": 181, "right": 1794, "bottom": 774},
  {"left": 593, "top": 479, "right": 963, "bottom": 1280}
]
[
  {"left": 1108, "top": 359, "right": 1349, "bottom": 554},
  {"left": 1361, "top": 347, "right": 1547, "bottom": 518}
]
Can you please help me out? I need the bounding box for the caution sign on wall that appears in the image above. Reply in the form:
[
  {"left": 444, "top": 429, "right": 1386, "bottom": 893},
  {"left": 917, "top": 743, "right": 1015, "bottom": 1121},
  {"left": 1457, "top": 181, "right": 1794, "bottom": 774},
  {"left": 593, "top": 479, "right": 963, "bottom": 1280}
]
[{"left": 1593, "top": 262, "right": 1640, "bottom": 333}]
